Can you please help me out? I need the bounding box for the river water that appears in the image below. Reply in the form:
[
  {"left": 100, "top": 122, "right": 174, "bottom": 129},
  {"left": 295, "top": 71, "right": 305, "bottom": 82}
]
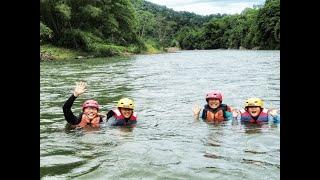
[{"left": 40, "top": 50, "right": 280, "bottom": 179}]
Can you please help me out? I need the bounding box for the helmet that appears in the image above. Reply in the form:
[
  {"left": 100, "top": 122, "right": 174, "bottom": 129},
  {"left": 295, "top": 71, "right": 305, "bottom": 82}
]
[
  {"left": 206, "top": 91, "right": 223, "bottom": 102},
  {"left": 82, "top": 100, "right": 100, "bottom": 111},
  {"left": 117, "top": 98, "right": 135, "bottom": 110},
  {"left": 245, "top": 98, "right": 264, "bottom": 108}
]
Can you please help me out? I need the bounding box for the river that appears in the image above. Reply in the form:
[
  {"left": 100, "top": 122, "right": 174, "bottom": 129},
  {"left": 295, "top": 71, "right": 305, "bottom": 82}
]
[{"left": 40, "top": 50, "right": 280, "bottom": 179}]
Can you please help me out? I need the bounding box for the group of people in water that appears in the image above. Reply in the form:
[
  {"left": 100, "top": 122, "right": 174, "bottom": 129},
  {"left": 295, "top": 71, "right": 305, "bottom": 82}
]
[
  {"left": 192, "top": 90, "right": 280, "bottom": 123},
  {"left": 63, "top": 81, "right": 137, "bottom": 129},
  {"left": 63, "top": 81, "right": 280, "bottom": 129}
]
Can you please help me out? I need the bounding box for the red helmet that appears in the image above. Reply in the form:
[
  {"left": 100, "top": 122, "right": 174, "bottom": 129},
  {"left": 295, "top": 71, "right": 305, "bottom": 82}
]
[
  {"left": 82, "top": 100, "right": 100, "bottom": 111},
  {"left": 206, "top": 91, "right": 223, "bottom": 102}
]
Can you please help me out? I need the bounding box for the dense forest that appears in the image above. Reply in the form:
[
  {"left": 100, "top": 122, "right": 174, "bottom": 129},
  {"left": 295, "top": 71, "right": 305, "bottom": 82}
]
[{"left": 40, "top": 0, "right": 280, "bottom": 58}]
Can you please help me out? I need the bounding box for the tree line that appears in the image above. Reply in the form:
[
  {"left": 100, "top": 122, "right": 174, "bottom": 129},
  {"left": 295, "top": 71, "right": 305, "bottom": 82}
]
[{"left": 40, "top": 0, "right": 279, "bottom": 57}]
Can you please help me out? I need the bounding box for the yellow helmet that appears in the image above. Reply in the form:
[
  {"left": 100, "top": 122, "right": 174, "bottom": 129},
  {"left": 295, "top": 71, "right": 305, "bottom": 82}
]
[
  {"left": 117, "top": 98, "right": 135, "bottom": 110},
  {"left": 245, "top": 98, "right": 264, "bottom": 108}
]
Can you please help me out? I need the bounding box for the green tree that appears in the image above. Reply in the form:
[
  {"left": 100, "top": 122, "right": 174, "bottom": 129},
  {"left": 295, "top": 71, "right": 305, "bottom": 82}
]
[
  {"left": 40, "top": 21, "right": 53, "bottom": 43},
  {"left": 256, "top": 0, "right": 280, "bottom": 49},
  {"left": 241, "top": 8, "right": 260, "bottom": 49},
  {"left": 136, "top": 10, "right": 156, "bottom": 38},
  {"left": 202, "top": 18, "right": 228, "bottom": 49}
]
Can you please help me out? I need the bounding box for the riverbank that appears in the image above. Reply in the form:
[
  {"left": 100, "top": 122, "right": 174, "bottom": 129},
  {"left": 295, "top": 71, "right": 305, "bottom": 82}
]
[
  {"left": 40, "top": 44, "right": 137, "bottom": 61},
  {"left": 40, "top": 44, "right": 89, "bottom": 61},
  {"left": 40, "top": 43, "right": 180, "bottom": 61}
]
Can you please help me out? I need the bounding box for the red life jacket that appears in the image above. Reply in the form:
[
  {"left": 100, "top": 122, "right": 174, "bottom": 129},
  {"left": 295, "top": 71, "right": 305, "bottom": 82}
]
[
  {"left": 240, "top": 108, "right": 269, "bottom": 123},
  {"left": 112, "top": 109, "right": 137, "bottom": 122},
  {"left": 205, "top": 104, "right": 231, "bottom": 122},
  {"left": 77, "top": 113, "right": 101, "bottom": 128}
]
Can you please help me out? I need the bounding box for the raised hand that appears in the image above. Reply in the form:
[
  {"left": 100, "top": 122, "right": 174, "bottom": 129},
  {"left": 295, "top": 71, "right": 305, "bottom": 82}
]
[
  {"left": 268, "top": 109, "right": 278, "bottom": 117},
  {"left": 232, "top": 109, "right": 240, "bottom": 118},
  {"left": 73, "top": 81, "right": 87, "bottom": 97},
  {"left": 193, "top": 104, "right": 201, "bottom": 117}
]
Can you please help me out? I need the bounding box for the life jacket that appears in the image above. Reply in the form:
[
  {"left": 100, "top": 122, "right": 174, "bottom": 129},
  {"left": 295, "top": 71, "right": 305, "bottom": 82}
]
[
  {"left": 77, "top": 113, "right": 101, "bottom": 128},
  {"left": 204, "top": 104, "right": 230, "bottom": 122},
  {"left": 111, "top": 109, "right": 137, "bottom": 126},
  {"left": 240, "top": 108, "right": 269, "bottom": 123}
]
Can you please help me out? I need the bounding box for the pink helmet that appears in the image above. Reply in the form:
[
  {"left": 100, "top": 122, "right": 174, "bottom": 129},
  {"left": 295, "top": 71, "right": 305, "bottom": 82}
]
[
  {"left": 82, "top": 100, "right": 100, "bottom": 111},
  {"left": 206, "top": 91, "right": 223, "bottom": 102}
]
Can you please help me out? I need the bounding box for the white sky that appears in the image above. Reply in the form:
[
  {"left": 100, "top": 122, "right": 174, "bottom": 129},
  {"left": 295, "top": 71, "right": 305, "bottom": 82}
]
[{"left": 145, "top": 0, "right": 266, "bottom": 15}]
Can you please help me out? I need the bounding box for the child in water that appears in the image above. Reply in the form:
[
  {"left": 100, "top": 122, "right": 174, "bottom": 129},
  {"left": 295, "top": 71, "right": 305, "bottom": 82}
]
[
  {"left": 193, "top": 90, "right": 233, "bottom": 122},
  {"left": 232, "top": 97, "right": 280, "bottom": 123},
  {"left": 105, "top": 98, "right": 137, "bottom": 126},
  {"left": 63, "top": 81, "right": 104, "bottom": 128}
]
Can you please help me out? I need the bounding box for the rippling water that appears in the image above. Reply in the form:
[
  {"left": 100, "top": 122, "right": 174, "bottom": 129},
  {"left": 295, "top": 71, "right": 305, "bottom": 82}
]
[{"left": 40, "top": 50, "right": 280, "bottom": 179}]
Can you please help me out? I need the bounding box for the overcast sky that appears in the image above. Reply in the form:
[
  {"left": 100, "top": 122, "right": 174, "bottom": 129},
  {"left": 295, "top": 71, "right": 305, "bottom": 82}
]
[{"left": 145, "top": 0, "right": 266, "bottom": 15}]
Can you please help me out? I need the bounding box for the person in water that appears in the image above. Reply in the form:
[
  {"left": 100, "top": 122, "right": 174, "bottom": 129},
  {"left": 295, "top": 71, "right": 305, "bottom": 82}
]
[
  {"left": 63, "top": 81, "right": 104, "bottom": 128},
  {"left": 193, "top": 90, "right": 233, "bottom": 122},
  {"left": 232, "top": 97, "right": 280, "bottom": 123},
  {"left": 106, "top": 98, "right": 137, "bottom": 126}
]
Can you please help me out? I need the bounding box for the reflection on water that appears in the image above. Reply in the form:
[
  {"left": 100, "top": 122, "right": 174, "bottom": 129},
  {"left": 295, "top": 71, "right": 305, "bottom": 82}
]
[{"left": 41, "top": 50, "right": 279, "bottom": 179}]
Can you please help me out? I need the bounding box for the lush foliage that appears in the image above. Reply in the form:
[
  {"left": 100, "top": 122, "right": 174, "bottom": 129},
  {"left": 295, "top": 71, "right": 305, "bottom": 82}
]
[
  {"left": 132, "top": 0, "right": 280, "bottom": 50},
  {"left": 40, "top": 0, "right": 145, "bottom": 56},
  {"left": 40, "top": 0, "right": 280, "bottom": 58}
]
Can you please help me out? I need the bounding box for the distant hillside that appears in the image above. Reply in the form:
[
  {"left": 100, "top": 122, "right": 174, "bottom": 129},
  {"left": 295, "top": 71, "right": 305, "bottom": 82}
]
[{"left": 135, "top": 0, "right": 226, "bottom": 27}]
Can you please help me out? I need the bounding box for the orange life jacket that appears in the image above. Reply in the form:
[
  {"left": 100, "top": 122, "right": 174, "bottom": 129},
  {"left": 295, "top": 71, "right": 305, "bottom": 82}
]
[
  {"left": 77, "top": 113, "right": 101, "bottom": 128},
  {"left": 206, "top": 110, "right": 225, "bottom": 122},
  {"left": 205, "top": 104, "right": 231, "bottom": 122}
]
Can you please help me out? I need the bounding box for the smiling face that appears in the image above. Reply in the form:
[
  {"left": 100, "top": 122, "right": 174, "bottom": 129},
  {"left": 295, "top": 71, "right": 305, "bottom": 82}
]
[
  {"left": 247, "top": 106, "right": 262, "bottom": 117},
  {"left": 207, "top": 98, "right": 221, "bottom": 109},
  {"left": 83, "top": 107, "right": 98, "bottom": 120},
  {"left": 120, "top": 108, "right": 133, "bottom": 118}
]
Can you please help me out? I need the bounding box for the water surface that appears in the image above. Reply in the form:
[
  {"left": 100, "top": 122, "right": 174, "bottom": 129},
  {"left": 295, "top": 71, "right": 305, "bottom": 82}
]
[{"left": 40, "top": 50, "right": 280, "bottom": 179}]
